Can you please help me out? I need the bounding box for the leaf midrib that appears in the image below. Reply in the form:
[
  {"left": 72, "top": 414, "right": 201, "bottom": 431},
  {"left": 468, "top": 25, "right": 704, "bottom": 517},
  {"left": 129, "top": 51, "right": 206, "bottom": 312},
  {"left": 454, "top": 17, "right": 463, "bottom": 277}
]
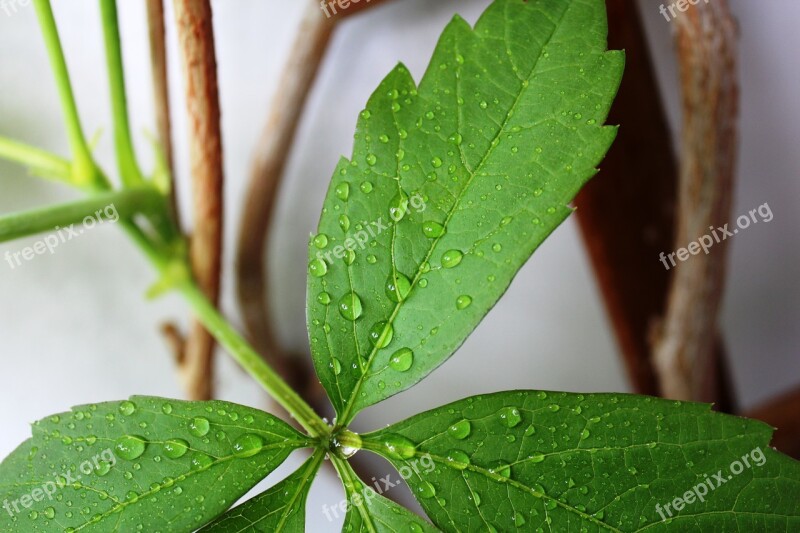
[{"left": 339, "top": 2, "right": 573, "bottom": 424}]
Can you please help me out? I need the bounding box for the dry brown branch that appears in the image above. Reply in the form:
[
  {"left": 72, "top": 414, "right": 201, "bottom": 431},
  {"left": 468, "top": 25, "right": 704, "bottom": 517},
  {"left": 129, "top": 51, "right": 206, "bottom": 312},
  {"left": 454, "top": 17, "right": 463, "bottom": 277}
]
[
  {"left": 173, "top": 0, "right": 224, "bottom": 400},
  {"left": 146, "top": 0, "right": 176, "bottom": 215},
  {"left": 574, "top": 0, "right": 675, "bottom": 397},
  {"left": 747, "top": 386, "right": 800, "bottom": 459},
  {"left": 653, "top": 0, "right": 739, "bottom": 401},
  {"left": 235, "top": 1, "right": 335, "bottom": 387}
]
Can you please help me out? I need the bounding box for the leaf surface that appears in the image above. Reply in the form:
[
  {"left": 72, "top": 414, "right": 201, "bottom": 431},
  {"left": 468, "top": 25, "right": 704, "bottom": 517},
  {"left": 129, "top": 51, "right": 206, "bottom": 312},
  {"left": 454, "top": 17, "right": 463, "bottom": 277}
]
[
  {"left": 363, "top": 391, "right": 800, "bottom": 532},
  {"left": 336, "top": 459, "right": 439, "bottom": 533},
  {"left": 307, "top": 0, "right": 623, "bottom": 422},
  {"left": 200, "top": 452, "right": 324, "bottom": 532},
  {"left": 0, "top": 396, "right": 309, "bottom": 532}
]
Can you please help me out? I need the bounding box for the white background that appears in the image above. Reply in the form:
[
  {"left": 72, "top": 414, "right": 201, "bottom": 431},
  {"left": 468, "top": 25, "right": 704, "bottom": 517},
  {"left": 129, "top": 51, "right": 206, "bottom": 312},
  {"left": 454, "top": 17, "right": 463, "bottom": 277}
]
[{"left": 0, "top": 0, "right": 798, "bottom": 529}]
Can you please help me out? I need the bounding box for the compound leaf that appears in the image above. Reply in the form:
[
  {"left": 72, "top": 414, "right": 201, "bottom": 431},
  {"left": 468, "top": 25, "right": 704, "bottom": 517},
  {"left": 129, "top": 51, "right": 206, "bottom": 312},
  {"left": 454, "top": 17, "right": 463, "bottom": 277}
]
[
  {"left": 307, "top": 0, "right": 623, "bottom": 422},
  {"left": 363, "top": 391, "right": 800, "bottom": 532},
  {"left": 200, "top": 452, "right": 324, "bottom": 532},
  {"left": 0, "top": 397, "right": 310, "bottom": 532}
]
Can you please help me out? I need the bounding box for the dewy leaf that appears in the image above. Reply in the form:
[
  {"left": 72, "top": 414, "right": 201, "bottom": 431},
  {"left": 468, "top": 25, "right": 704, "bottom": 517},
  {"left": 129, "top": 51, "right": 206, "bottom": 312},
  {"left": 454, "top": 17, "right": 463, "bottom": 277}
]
[
  {"left": 335, "top": 458, "right": 439, "bottom": 533},
  {"left": 199, "top": 452, "right": 325, "bottom": 532},
  {"left": 0, "top": 396, "right": 310, "bottom": 532},
  {"left": 307, "top": 0, "right": 623, "bottom": 421},
  {"left": 362, "top": 391, "right": 800, "bottom": 532}
]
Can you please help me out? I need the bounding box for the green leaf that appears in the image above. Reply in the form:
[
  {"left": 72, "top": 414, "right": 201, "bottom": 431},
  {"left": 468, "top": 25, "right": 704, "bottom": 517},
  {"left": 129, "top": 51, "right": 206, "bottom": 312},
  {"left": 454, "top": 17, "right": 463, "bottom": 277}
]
[
  {"left": 334, "top": 458, "right": 439, "bottom": 533},
  {"left": 362, "top": 391, "right": 800, "bottom": 532},
  {"left": 200, "top": 452, "right": 325, "bottom": 532},
  {"left": 0, "top": 396, "right": 310, "bottom": 532},
  {"left": 306, "top": 0, "right": 623, "bottom": 422}
]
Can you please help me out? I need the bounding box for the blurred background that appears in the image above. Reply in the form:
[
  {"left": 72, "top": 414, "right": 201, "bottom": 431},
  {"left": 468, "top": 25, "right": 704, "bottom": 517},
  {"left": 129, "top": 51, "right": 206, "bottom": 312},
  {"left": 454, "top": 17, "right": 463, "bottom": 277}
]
[{"left": 0, "top": 0, "right": 798, "bottom": 529}]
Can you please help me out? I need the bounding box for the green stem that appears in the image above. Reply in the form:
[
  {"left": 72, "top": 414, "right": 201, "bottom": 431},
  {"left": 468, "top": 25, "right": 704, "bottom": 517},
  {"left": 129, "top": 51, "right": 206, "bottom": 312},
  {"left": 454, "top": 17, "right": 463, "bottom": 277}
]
[
  {"left": 178, "top": 281, "right": 330, "bottom": 438},
  {"left": 0, "top": 188, "right": 166, "bottom": 244},
  {"left": 98, "top": 0, "right": 145, "bottom": 188},
  {"left": 0, "top": 137, "right": 71, "bottom": 182},
  {"left": 33, "top": 0, "right": 105, "bottom": 190}
]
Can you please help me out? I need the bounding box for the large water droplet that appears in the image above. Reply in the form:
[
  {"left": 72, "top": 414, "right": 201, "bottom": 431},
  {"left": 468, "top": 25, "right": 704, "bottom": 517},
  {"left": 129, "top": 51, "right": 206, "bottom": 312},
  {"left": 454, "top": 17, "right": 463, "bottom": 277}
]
[
  {"left": 119, "top": 401, "right": 136, "bottom": 416},
  {"left": 308, "top": 258, "right": 328, "bottom": 278},
  {"left": 456, "top": 295, "right": 473, "bottom": 310},
  {"left": 499, "top": 407, "right": 522, "bottom": 428},
  {"left": 191, "top": 453, "right": 213, "bottom": 471},
  {"left": 448, "top": 419, "right": 471, "bottom": 440},
  {"left": 339, "top": 214, "right": 351, "bottom": 232},
  {"left": 115, "top": 435, "right": 146, "bottom": 461},
  {"left": 338, "top": 292, "right": 363, "bottom": 321},
  {"left": 313, "top": 233, "right": 329, "bottom": 249},
  {"left": 360, "top": 181, "right": 373, "bottom": 194},
  {"left": 422, "top": 221, "right": 445, "bottom": 238},
  {"left": 232, "top": 434, "right": 265, "bottom": 458},
  {"left": 332, "top": 358, "right": 342, "bottom": 375},
  {"left": 317, "top": 292, "right": 332, "bottom": 305},
  {"left": 335, "top": 182, "right": 350, "bottom": 201},
  {"left": 441, "top": 249, "right": 463, "bottom": 268},
  {"left": 369, "top": 321, "right": 394, "bottom": 348},
  {"left": 416, "top": 481, "right": 436, "bottom": 499},
  {"left": 163, "top": 438, "right": 189, "bottom": 459},
  {"left": 382, "top": 434, "right": 416, "bottom": 460},
  {"left": 389, "top": 348, "right": 413, "bottom": 372},
  {"left": 488, "top": 461, "right": 511, "bottom": 478},
  {"left": 385, "top": 272, "right": 412, "bottom": 302},
  {"left": 446, "top": 450, "right": 471, "bottom": 470},
  {"left": 388, "top": 191, "right": 410, "bottom": 222},
  {"left": 189, "top": 417, "right": 210, "bottom": 437},
  {"left": 366, "top": 154, "right": 377, "bottom": 166}
]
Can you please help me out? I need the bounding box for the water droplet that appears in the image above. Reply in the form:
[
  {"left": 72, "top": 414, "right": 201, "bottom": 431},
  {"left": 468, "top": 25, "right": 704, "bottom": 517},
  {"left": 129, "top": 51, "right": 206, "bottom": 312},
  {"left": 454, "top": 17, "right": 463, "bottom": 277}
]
[
  {"left": 409, "top": 524, "right": 423, "bottom": 533},
  {"left": 360, "top": 181, "right": 373, "bottom": 194},
  {"left": 313, "top": 233, "right": 329, "bottom": 249},
  {"left": 488, "top": 461, "right": 511, "bottom": 478},
  {"left": 119, "top": 401, "right": 136, "bottom": 416},
  {"left": 580, "top": 429, "right": 590, "bottom": 440},
  {"left": 189, "top": 417, "right": 211, "bottom": 437},
  {"left": 339, "top": 214, "right": 351, "bottom": 232},
  {"left": 499, "top": 407, "right": 522, "bottom": 428},
  {"left": 379, "top": 134, "right": 390, "bottom": 143},
  {"left": 388, "top": 191, "right": 410, "bottom": 222},
  {"left": 191, "top": 453, "right": 213, "bottom": 471},
  {"left": 317, "top": 292, "right": 332, "bottom": 305},
  {"left": 456, "top": 295, "right": 473, "bottom": 310},
  {"left": 369, "top": 321, "right": 394, "bottom": 348},
  {"left": 529, "top": 452, "right": 545, "bottom": 463},
  {"left": 43, "top": 507, "right": 55, "bottom": 519},
  {"left": 332, "top": 358, "right": 342, "bottom": 375},
  {"left": 114, "top": 435, "right": 147, "bottom": 460},
  {"left": 163, "top": 438, "right": 189, "bottom": 459},
  {"left": 382, "top": 434, "right": 416, "bottom": 459},
  {"left": 385, "top": 272, "right": 412, "bottom": 302},
  {"left": 308, "top": 258, "right": 328, "bottom": 278},
  {"left": 446, "top": 450, "right": 471, "bottom": 470},
  {"left": 548, "top": 404, "right": 560, "bottom": 412},
  {"left": 422, "top": 221, "right": 445, "bottom": 238},
  {"left": 335, "top": 182, "right": 350, "bottom": 201},
  {"left": 366, "top": 254, "right": 377, "bottom": 264},
  {"left": 366, "top": 154, "right": 377, "bottom": 166},
  {"left": 431, "top": 157, "right": 443, "bottom": 168},
  {"left": 448, "top": 419, "right": 471, "bottom": 440},
  {"left": 232, "top": 434, "right": 265, "bottom": 458},
  {"left": 361, "top": 110, "right": 371, "bottom": 119},
  {"left": 338, "top": 292, "right": 363, "bottom": 321},
  {"left": 441, "top": 249, "right": 463, "bottom": 268},
  {"left": 389, "top": 348, "right": 413, "bottom": 372},
  {"left": 492, "top": 243, "right": 502, "bottom": 253},
  {"left": 479, "top": 100, "right": 488, "bottom": 109},
  {"left": 161, "top": 403, "right": 173, "bottom": 415},
  {"left": 343, "top": 249, "right": 356, "bottom": 265},
  {"left": 416, "top": 481, "right": 436, "bottom": 499}
]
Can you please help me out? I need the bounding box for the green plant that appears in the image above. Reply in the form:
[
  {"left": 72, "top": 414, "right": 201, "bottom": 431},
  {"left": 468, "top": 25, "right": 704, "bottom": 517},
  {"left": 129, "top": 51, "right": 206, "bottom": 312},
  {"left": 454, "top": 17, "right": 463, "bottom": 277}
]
[{"left": 0, "top": 0, "right": 798, "bottom": 531}]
